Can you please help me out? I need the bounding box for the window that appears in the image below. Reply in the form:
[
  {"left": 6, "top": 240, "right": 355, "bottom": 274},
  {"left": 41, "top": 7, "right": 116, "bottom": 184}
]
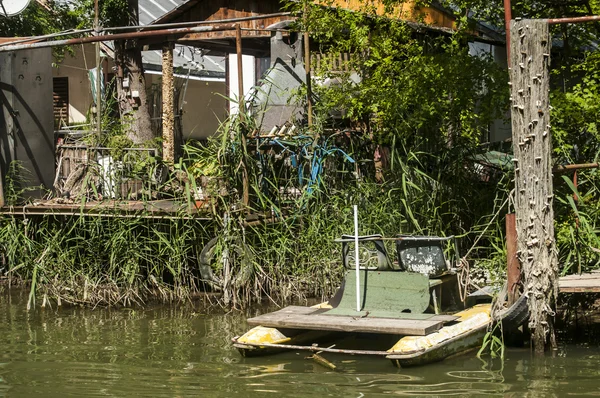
[{"left": 53, "top": 77, "right": 69, "bottom": 128}]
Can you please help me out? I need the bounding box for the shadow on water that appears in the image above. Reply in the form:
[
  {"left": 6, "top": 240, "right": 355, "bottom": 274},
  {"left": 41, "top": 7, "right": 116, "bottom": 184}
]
[{"left": 0, "top": 290, "right": 600, "bottom": 397}]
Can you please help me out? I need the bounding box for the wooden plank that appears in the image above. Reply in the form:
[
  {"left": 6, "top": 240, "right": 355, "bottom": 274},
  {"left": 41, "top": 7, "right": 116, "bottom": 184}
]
[
  {"left": 559, "top": 277, "right": 600, "bottom": 293},
  {"left": 234, "top": 340, "right": 391, "bottom": 356},
  {"left": 559, "top": 272, "right": 600, "bottom": 281},
  {"left": 0, "top": 200, "right": 213, "bottom": 220},
  {"left": 247, "top": 306, "right": 449, "bottom": 336},
  {"left": 560, "top": 286, "right": 600, "bottom": 293},
  {"left": 559, "top": 272, "right": 600, "bottom": 293},
  {"left": 249, "top": 305, "right": 458, "bottom": 322}
]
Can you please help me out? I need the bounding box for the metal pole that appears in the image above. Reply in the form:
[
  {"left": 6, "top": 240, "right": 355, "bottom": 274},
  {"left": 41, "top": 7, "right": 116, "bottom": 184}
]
[
  {"left": 354, "top": 205, "right": 361, "bottom": 312},
  {"left": 304, "top": 4, "right": 313, "bottom": 128},
  {"left": 548, "top": 15, "right": 600, "bottom": 24},
  {"left": 0, "top": 12, "right": 295, "bottom": 48},
  {"left": 94, "top": 0, "right": 102, "bottom": 138},
  {"left": 100, "top": 12, "right": 295, "bottom": 33},
  {"left": 553, "top": 162, "right": 600, "bottom": 172},
  {"left": 0, "top": 24, "right": 238, "bottom": 53},
  {"left": 503, "top": 0, "right": 512, "bottom": 63}
]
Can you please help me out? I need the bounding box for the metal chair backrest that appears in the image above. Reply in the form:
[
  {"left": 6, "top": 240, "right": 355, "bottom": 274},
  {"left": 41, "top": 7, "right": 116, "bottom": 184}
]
[
  {"left": 338, "top": 234, "right": 394, "bottom": 271},
  {"left": 396, "top": 236, "right": 454, "bottom": 277}
]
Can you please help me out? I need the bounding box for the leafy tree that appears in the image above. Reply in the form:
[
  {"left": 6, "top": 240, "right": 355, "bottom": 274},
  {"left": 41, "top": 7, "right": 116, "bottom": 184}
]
[
  {"left": 0, "top": 0, "right": 77, "bottom": 37},
  {"left": 298, "top": 0, "right": 600, "bottom": 273},
  {"left": 74, "top": 0, "right": 153, "bottom": 145},
  {"left": 297, "top": 0, "right": 508, "bottom": 153},
  {"left": 282, "top": 0, "right": 511, "bottom": 245},
  {"left": 0, "top": 0, "right": 154, "bottom": 145}
]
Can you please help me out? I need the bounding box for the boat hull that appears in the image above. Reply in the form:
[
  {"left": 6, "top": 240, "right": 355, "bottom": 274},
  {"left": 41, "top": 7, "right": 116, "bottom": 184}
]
[{"left": 386, "top": 325, "right": 488, "bottom": 367}]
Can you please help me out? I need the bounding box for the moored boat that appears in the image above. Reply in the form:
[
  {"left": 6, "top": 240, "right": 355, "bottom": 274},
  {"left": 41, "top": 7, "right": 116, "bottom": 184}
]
[{"left": 232, "top": 234, "right": 524, "bottom": 367}]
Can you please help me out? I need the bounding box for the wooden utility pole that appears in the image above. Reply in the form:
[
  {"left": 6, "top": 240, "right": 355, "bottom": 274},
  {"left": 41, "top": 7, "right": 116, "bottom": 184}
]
[
  {"left": 509, "top": 19, "right": 557, "bottom": 354},
  {"left": 162, "top": 41, "right": 175, "bottom": 162}
]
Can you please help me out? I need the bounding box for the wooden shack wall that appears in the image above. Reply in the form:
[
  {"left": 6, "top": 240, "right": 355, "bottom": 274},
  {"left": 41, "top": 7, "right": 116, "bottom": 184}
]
[{"left": 174, "top": 1, "right": 289, "bottom": 41}]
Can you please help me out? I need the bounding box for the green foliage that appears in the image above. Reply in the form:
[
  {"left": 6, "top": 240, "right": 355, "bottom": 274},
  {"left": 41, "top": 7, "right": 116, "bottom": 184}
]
[
  {"left": 0, "top": 1, "right": 78, "bottom": 37},
  {"left": 3, "top": 161, "right": 47, "bottom": 206},
  {"left": 550, "top": 52, "right": 600, "bottom": 274},
  {"left": 0, "top": 1, "right": 79, "bottom": 61},
  {"left": 478, "top": 321, "right": 505, "bottom": 359},
  {"left": 0, "top": 212, "right": 214, "bottom": 308},
  {"left": 71, "top": 0, "right": 131, "bottom": 29},
  {"left": 293, "top": 0, "right": 509, "bottom": 152}
]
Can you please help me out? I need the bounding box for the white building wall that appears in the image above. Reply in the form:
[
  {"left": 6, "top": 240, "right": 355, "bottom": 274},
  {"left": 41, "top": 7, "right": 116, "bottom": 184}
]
[
  {"left": 52, "top": 44, "right": 102, "bottom": 124},
  {"left": 53, "top": 46, "right": 227, "bottom": 139},
  {"left": 146, "top": 73, "right": 228, "bottom": 140},
  {"left": 228, "top": 54, "right": 256, "bottom": 115}
]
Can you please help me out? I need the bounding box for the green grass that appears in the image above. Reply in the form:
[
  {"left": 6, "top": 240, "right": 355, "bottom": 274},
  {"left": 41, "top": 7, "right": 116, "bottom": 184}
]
[{"left": 0, "top": 112, "right": 522, "bottom": 309}]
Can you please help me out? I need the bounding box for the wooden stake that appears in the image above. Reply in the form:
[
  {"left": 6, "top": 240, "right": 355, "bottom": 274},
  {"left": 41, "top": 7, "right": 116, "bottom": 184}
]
[{"left": 308, "top": 353, "right": 337, "bottom": 370}]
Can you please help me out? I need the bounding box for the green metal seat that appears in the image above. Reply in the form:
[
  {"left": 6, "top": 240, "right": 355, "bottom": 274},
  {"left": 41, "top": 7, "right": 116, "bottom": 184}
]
[
  {"left": 325, "top": 269, "right": 432, "bottom": 318},
  {"left": 327, "top": 235, "right": 458, "bottom": 318}
]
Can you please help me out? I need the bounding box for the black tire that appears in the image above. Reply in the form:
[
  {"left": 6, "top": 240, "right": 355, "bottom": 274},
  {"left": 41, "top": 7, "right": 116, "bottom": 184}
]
[
  {"left": 498, "top": 294, "right": 529, "bottom": 328},
  {"left": 198, "top": 236, "right": 254, "bottom": 290}
]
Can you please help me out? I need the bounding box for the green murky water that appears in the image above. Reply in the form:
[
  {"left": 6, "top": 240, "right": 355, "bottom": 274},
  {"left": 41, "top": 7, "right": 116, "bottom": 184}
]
[{"left": 1, "top": 291, "right": 600, "bottom": 397}]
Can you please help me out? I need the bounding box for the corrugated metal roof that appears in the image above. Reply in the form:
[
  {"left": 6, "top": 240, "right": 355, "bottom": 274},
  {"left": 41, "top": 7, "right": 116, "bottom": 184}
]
[
  {"left": 142, "top": 46, "right": 226, "bottom": 79},
  {"left": 139, "top": 0, "right": 187, "bottom": 25},
  {"left": 139, "top": 0, "right": 225, "bottom": 80}
]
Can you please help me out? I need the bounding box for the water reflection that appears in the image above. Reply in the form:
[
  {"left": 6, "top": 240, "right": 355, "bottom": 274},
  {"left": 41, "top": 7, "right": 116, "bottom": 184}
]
[{"left": 0, "top": 291, "right": 600, "bottom": 396}]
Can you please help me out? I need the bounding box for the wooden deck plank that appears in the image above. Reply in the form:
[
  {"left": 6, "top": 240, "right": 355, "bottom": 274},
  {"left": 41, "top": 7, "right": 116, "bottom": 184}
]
[
  {"left": 559, "top": 273, "right": 600, "bottom": 281},
  {"left": 559, "top": 272, "right": 600, "bottom": 293},
  {"left": 247, "top": 306, "right": 450, "bottom": 336}
]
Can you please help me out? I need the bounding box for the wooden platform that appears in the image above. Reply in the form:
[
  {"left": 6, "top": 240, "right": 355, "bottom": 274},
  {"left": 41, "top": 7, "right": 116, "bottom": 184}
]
[
  {"left": 0, "top": 200, "right": 210, "bottom": 220},
  {"left": 559, "top": 271, "right": 600, "bottom": 293},
  {"left": 246, "top": 306, "right": 459, "bottom": 336}
]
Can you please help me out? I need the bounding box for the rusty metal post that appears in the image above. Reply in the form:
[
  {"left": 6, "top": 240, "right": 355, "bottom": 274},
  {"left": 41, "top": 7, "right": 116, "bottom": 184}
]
[
  {"left": 504, "top": 0, "right": 512, "bottom": 63},
  {"left": 574, "top": 170, "right": 581, "bottom": 272},
  {"left": 548, "top": 15, "right": 600, "bottom": 24},
  {"left": 573, "top": 170, "right": 579, "bottom": 202},
  {"left": 235, "top": 24, "right": 249, "bottom": 208},
  {"left": 506, "top": 213, "right": 520, "bottom": 305},
  {"left": 0, "top": 165, "right": 4, "bottom": 207},
  {"left": 554, "top": 162, "right": 600, "bottom": 172},
  {"left": 162, "top": 41, "right": 175, "bottom": 162}
]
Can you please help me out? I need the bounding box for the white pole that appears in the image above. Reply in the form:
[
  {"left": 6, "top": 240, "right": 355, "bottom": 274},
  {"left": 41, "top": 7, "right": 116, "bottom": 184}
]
[{"left": 354, "top": 205, "right": 360, "bottom": 312}]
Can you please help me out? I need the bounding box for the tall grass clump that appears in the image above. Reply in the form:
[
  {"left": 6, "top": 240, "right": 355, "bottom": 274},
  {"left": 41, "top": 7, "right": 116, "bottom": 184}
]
[
  {"left": 179, "top": 102, "right": 514, "bottom": 307},
  {"left": 0, "top": 107, "right": 514, "bottom": 310},
  {"left": 0, "top": 212, "right": 215, "bottom": 309}
]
